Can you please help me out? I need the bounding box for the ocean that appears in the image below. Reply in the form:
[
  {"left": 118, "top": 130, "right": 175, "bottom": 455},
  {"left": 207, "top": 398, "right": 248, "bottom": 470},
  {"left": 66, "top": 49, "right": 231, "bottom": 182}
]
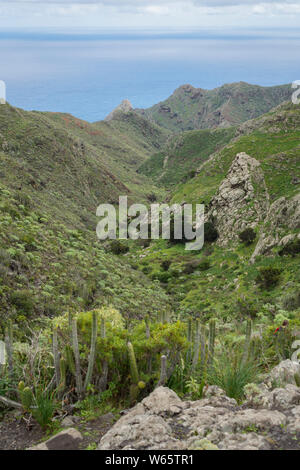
[{"left": 1, "top": 29, "right": 300, "bottom": 122}]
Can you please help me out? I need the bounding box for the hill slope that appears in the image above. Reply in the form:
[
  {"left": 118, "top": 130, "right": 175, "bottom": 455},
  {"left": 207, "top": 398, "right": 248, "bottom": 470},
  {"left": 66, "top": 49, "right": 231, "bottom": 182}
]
[
  {"left": 0, "top": 103, "right": 172, "bottom": 324},
  {"left": 136, "top": 82, "right": 291, "bottom": 132},
  {"left": 138, "top": 127, "right": 235, "bottom": 188},
  {"left": 130, "top": 102, "right": 300, "bottom": 319}
]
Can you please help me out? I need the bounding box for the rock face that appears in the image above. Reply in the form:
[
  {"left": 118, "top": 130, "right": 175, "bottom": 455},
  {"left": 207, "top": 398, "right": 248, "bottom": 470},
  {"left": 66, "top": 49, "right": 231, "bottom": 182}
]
[
  {"left": 29, "top": 428, "right": 83, "bottom": 450},
  {"left": 105, "top": 99, "right": 133, "bottom": 121},
  {"left": 250, "top": 193, "right": 300, "bottom": 262},
  {"left": 98, "top": 368, "right": 300, "bottom": 450},
  {"left": 207, "top": 152, "right": 269, "bottom": 245}
]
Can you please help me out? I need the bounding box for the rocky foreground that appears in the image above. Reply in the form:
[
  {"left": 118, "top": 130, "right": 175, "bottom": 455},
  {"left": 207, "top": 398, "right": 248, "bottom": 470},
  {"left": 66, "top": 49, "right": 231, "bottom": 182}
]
[{"left": 29, "top": 360, "right": 300, "bottom": 450}]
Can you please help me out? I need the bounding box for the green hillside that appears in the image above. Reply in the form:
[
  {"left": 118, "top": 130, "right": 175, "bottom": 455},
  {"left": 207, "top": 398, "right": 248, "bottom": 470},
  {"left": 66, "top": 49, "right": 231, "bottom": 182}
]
[
  {"left": 138, "top": 127, "right": 235, "bottom": 188},
  {"left": 132, "top": 102, "right": 300, "bottom": 320},
  {"left": 0, "top": 103, "right": 172, "bottom": 324},
  {"left": 172, "top": 101, "right": 300, "bottom": 205},
  {"left": 136, "top": 82, "right": 291, "bottom": 132}
]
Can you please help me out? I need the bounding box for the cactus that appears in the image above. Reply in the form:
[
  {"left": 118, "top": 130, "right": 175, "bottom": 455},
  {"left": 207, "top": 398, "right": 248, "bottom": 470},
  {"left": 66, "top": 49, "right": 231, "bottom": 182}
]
[
  {"left": 127, "top": 341, "right": 139, "bottom": 384},
  {"left": 186, "top": 317, "right": 192, "bottom": 364},
  {"left": 20, "top": 386, "right": 34, "bottom": 411},
  {"left": 208, "top": 319, "right": 216, "bottom": 367},
  {"left": 98, "top": 317, "right": 108, "bottom": 393},
  {"left": 59, "top": 357, "right": 67, "bottom": 393},
  {"left": 200, "top": 324, "right": 206, "bottom": 374},
  {"left": 157, "top": 354, "right": 167, "bottom": 386},
  {"left": 72, "top": 317, "right": 83, "bottom": 399},
  {"left": 100, "top": 317, "right": 106, "bottom": 339},
  {"left": 243, "top": 319, "right": 252, "bottom": 363},
  {"left": 145, "top": 315, "right": 150, "bottom": 339},
  {"left": 65, "top": 344, "right": 76, "bottom": 376},
  {"left": 84, "top": 311, "right": 98, "bottom": 390},
  {"left": 4, "top": 321, "right": 13, "bottom": 375},
  {"left": 192, "top": 320, "right": 200, "bottom": 371},
  {"left": 52, "top": 327, "right": 61, "bottom": 389}
]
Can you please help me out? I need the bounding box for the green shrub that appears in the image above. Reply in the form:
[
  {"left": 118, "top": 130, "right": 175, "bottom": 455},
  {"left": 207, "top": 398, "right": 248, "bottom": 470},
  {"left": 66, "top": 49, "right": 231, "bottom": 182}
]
[
  {"left": 109, "top": 240, "right": 129, "bottom": 255},
  {"left": 279, "top": 239, "right": 300, "bottom": 256},
  {"left": 208, "top": 349, "right": 259, "bottom": 402},
  {"left": 161, "top": 259, "right": 171, "bottom": 271},
  {"left": 255, "top": 267, "right": 281, "bottom": 289},
  {"left": 282, "top": 291, "right": 300, "bottom": 311},
  {"left": 239, "top": 228, "right": 256, "bottom": 245},
  {"left": 183, "top": 258, "right": 210, "bottom": 274},
  {"left": 205, "top": 222, "right": 219, "bottom": 243},
  {"left": 10, "top": 289, "right": 34, "bottom": 315}
]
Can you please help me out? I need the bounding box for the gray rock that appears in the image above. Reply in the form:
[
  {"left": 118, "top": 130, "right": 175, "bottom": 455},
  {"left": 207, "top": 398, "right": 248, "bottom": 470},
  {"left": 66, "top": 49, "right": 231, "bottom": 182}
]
[{"left": 28, "top": 428, "right": 83, "bottom": 450}]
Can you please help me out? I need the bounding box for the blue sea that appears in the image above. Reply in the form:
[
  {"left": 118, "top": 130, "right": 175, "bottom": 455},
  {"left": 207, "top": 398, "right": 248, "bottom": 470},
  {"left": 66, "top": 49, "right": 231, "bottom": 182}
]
[{"left": 1, "top": 29, "right": 300, "bottom": 122}]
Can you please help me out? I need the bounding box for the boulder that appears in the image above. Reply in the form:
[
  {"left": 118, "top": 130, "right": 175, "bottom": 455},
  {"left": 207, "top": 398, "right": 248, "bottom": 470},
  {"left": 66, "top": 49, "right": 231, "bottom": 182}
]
[{"left": 28, "top": 428, "right": 83, "bottom": 450}]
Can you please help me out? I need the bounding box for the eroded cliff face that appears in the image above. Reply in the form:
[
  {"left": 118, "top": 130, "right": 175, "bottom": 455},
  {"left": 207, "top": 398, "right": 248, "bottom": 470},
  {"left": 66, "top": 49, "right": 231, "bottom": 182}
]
[
  {"left": 205, "top": 152, "right": 299, "bottom": 261},
  {"left": 207, "top": 152, "right": 269, "bottom": 246}
]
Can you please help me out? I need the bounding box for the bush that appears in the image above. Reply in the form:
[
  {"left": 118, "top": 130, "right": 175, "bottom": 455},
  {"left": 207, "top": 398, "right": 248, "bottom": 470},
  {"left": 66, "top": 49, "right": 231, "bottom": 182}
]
[
  {"left": 282, "top": 291, "right": 300, "bottom": 311},
  {"left": 208, "top": 349, "right": 259, "bottom": 402},
  {"left": 255, "top": 267, "right": 281, "bottom": 289},
  {"left": 109, "top": 240, "right": 129, "bottom": 255},
  {"left": 183, "top": 258, "right": 210, "bottom": 274},
  {"left": 279, "top": 239, "right": 300, "bottom": 256},
  {"left": 161, "top": 259, "right": 171, "bottom": 271},
  {"left": 205, "top": 222, "right": 219, "bottom": 243},
  {"left": 239, "top": 228, "right": 256, "bottom": 245},
  {"left": 10, "top": 289, "right": 34, "bottom": 315}
]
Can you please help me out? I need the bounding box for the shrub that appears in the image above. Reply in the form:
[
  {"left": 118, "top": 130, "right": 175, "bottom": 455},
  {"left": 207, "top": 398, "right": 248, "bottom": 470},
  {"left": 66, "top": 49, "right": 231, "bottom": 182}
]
[
  {"left": 279, "top": 239, "right": 300, "bottom": 256},
  {"left": 208, "top": 349, "right": 259, "bottom": 401},
  {"left": 10, "top": 289, "right": 34, "bottom": 315},
  {"left": 109, "top": 240, "right": 129, "bottom": 255},
  {"left": 282, "top": 291, "right": 300, "bottom": 311},
  {"left": 255, "top": 267, "right": 281, "bottom": 289},
  {"left": 161, "top": 259, "right": 171, "bottom": 271},
  {"left": 205, "top": 222, "right": 219, "bottom": 243},
  {"left": 183, "top": 258, "right": 210, "bottom": 274},
  {"left": 239, "top": 228, "right": 256, "bottom": 245}
]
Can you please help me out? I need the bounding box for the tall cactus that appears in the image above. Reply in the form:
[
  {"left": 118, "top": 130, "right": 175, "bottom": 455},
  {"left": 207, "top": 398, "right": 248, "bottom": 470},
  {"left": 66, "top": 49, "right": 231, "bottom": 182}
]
[
  {"left": 72, "top": 317, "right": 83, "bottom": 399},
  {"left": 157, "top": 354, "right": 167, "bottom": 387},
  {"left": 5, "top": 321, "right": 13, "bottom": 375},
  {"left": 243, "top": 318, "right": 252, "bottom": 363},
  {"left": 200, "top": 324, "right": 206, "bottom": 374},
  {"left": 192, "top": 319, "right": 200, "bottom": 371},
  {"left": 127, "top": 341, "right": 139, "bottom": 384},
  {"left": 59, "top": 357, "right": 67, "bottom": 393},
  {"left": 208, "top": 319, "right": 216, "bottom": 367},
  {"left": 52, "top": 327, "right": 61, "bottom": 389},
  {"left": 186, "top": 317, "right": 192, "bottom": 364},
  {"left": 84, "top": 311, "right": 98, "bottom": 390},
  {"left": 98, "top": 317, "right": 108, "bottom": 393},
  {"left": 145, "top": 315, "right": 150, "bottom": 339}
]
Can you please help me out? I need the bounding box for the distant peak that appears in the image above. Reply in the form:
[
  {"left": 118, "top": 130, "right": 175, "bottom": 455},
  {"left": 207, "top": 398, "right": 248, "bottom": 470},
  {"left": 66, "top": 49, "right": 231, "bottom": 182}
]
[{"left": 105, "top": 99, "right": 133, "bottom": 121}]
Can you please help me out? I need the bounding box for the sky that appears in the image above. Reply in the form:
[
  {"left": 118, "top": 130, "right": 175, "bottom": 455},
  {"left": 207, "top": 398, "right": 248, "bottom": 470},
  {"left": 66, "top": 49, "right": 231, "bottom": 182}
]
[{"left": 1, "top": 0, "right": 300, "bottom": 30}]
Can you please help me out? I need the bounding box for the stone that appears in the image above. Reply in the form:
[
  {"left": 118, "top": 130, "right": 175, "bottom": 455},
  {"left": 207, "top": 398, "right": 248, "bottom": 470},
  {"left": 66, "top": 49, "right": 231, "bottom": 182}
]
[{"left": 28, "top": 428, "right": 83, "bottom": 450}]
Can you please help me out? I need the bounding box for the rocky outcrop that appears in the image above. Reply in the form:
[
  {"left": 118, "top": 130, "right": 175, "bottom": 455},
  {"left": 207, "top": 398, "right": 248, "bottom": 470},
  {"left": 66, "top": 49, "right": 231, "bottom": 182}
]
[
  {"left": 105, "top": 99, "right": 133, "bottom": 121},
  {"left": 207, "top": 152, "right": 269, "bottom": 245},
  {"left": 98, "top": 364, "right": 300, "bottom": 450},
  {"left": 250, "top": 193, "right": 300, "bottom": 262}
]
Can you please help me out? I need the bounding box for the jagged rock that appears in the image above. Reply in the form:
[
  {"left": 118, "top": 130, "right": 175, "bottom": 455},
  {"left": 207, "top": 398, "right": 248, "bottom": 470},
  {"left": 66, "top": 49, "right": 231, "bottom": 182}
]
[
  {"left": 250, "top": 194, "right": 300, "bottom": 261},
  {"left": 142, "top": 386, "right": 185, "bottom": 416},
  {"left": 105, "top": 99, "right": 133, "bottom": 121},
  {"left": 61, "top": 416, "right": 79, "bottom": 428},
  {"left": 28, "top": 428, "right": 83, "bottom": 450},
  {"left": 207, "top": 152, "right": 269, "bottom": 246},
  {"left": 266, "top": 359, "right": 300, "bottom": 387}
]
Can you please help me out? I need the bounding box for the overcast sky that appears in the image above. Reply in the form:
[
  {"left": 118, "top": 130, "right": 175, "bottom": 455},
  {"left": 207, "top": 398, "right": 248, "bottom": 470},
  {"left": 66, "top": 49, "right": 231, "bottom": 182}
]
[{"left": 0, "top": 0, "right": 300, "bottom": 29}]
